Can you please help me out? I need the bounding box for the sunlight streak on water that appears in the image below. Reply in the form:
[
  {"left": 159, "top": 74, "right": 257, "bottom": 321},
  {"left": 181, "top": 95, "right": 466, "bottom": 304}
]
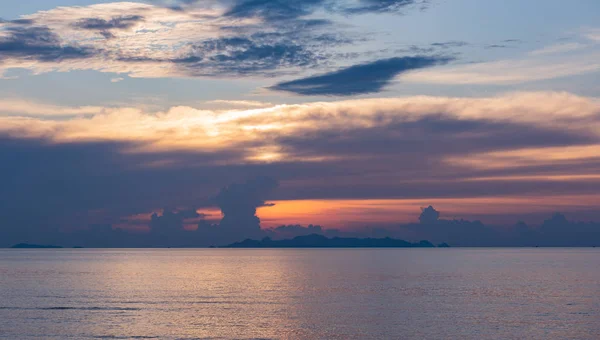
[{"left": 0, "top": 249, "right": 599, "bottom": 339}]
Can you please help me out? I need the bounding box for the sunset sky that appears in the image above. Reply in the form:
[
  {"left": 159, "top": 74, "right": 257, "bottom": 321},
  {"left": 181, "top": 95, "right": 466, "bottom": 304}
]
[{"left": 1, "top": 0, "right": 600, "bottom": 245}]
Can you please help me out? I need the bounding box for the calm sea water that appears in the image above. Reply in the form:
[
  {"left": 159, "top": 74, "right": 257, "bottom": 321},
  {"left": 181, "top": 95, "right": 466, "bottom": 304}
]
[{"left": 0, "top": 249, "right": 598, "bottom": 339}]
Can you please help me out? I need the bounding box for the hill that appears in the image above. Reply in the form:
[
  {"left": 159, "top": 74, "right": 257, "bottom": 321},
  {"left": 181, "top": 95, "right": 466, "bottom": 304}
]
[
  {"left": 10, "top": 243, "right": 64, "bottom": 249},
  {"left": 225, "top": 234, "right": 446, "bottom": 248}
]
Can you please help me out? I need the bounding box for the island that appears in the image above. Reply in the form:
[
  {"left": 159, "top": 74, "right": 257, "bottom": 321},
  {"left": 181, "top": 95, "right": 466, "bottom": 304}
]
[
  {"left": 224, "top": 234, "right": 448, "bottom": 248},
  {"left": 10, "top": 243, "right": 64, "bottom": 249}
]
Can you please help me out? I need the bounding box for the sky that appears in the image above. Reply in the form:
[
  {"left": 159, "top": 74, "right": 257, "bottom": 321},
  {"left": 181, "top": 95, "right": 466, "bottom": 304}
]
[{"left": 1, "top": 0, "right": 600, "bottom": 247}]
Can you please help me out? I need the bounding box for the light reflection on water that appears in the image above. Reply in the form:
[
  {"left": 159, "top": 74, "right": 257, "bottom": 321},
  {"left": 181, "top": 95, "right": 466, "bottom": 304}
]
[{"left": 0, "top": 248, "right": 599, "bottom": 339}]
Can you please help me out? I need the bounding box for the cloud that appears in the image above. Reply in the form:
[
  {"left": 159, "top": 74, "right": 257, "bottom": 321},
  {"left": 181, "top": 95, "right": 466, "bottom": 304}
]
[
  {"left": 270, "top": 56, "right": 452, "bottom": 95},
  {"left": 0, "top": 91, "right": 597, "bottom": 152},
  {"left": 418, "top": 205, "right": 439, "bottom": 224},
  {"left": 188, "top": 35, "right": 320, "bottom": 75},
  {"left": 73, "top": 15, "right": 145, "bottom": 39},
  {"left": 0, "top": 98, "right": 106, "bottom": 116},
  {"left": 274, "top": 117, "right": 590, "bottom": 171},
  {"left": 404, "top": 57, "right": 600, "bottom": 85},
  {"left": 0, "top": 1, "right": 439, "bottom": 80},
  {"left": 0, "top": 2, "right": 337, "bottom": 78},
  {"left": 394, "top": 206, "right": 497, "bottom": 246},
  {"left": 5, "top": 194, "right": 600, "bottom": 247},
  {"left": 214, "top": 177, "right": 279, "bottom": 239},
  {"left": 0, "top": 92, "right": 600, "bottom": 246},
  {"left": 224, "top": 0, "right": 327, "bottom": 20},
  {"left": 342, "top": 0, "right": 429, "bottom": 14},
  {"left": 528, "top": 42, "right": 587, "bottom": 56},
  {"left": 484, "top": 44, "right": 509, "bottom": 49},
  {"left": 1, "top": 1, "right": 593, "bottom": 86},
  {"left": 74, "top": 15, "right": 144, "bottom": 30},
  {"left": 205, "top": 100, "right": 273, "bottom": 109},
  {"left": 430, "top": 41, "right": 468, "bottom": 48},
  {"left": 0, "top": 18, "right": 36, "bottom": 25},
  {"left": 585, "top": 28, "right": 600, "bottom": 42},
  {"left": 403, "top": 39, "right": 600, "bottom": 85},
  {"left": 150, "top": 208, "right": 200, "bottom": 233},
  {"left": 0, "top": 136, "right": 252, "bottom": 247},
  {"left": 0, "top": 25, "right": 93, "bottom": 62},
  {"left": 395, "top": 207, "right": 600, "bottom": 247},
  {"left": 175, "top": 0, "right": 428, "bottom": 18}
]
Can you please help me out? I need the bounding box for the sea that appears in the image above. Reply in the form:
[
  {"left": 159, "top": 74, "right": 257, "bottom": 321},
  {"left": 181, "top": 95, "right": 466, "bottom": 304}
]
[{"left": 0, "top": 248, "right": 599, "bottom": 339}]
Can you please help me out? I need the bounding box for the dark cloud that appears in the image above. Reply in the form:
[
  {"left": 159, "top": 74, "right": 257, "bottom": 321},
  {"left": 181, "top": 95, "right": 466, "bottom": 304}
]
[
  {"left": 9, "top": 201, "right": 600, "bottom": 247},
  {"left": 92, "top": 177, "right": 280, "bottom": 247},
  {"left": 0, "top": 1, "right": 442, "bottom": 79},
  {"left": 343, "top": 0, "right": 429, "bottom": 14},
  {"left": 419, "top": 205, "right": 439, "bottom": 224},
  {"left": 0, "top": 135, "right": 279, "bottom": 247},
  {"left": 214, "top": 177, "right": 279, "bottom": 240},
  {"left": 224, "top": 0, "right": 327, "bottom": 21},
  {"left": 395, "top": 39, "right": 518, "bottom": 55},
  {"left": 531, "top": 213, "right": 600, "bottom": 246},
  {"left": 0, "top": 2, "right": 435, "bottom": 79},
  {"left": 0, "top": 18, "right": 36, "bottom": 25},
  {"left": 190, "top": 36, "right": 320, "bottom": 75},
  {"left": 395, "top": 45, "right": 436, "bottom": 54},
  {"left": 431, "top": 41, "right": 468, "bottom": 48},
  {"left": 0, "top": 26, "right": 93, "bottom": 62},
  {"left": 150, "top": 209, "right": 200, "bottom": 233},
  {"left": 73, "top": 15, "right": 144, "bottom": 39},
  {"left": 1, "top": 105, "right": 600, "bottom": 247},
  {"left": 0, "top": 135, "right": 250, "bottom": 247},
  {"left": 115, "top": 55, "right": 203, "bottom": 64},
  {"left": 270, "top": 56, "right": 452, "bottom": 96},
  {"left": 266, "top": 115, "right": 600, "bottom": 201},
  {"left": 1, "top": 10, "right": 332, "bottom": 77},
  {"left": 387, "top": 206, "right": 600, "bottom": 247},
  {"left": 390, "top": 206, "right": 501, "bottom": 246},
  {"left": 275, "top": 115, "right": 592, "bottom": 159},
  {"left": 112, "top": 31, "right": 329, "bottom": 76},
  {"left": 143, "top": 208, "right": 202, "bottom": 246},
  {"left": 171, "top": 0, "right": 428, "bottom": 18},
  {"left": 74, "top": 15, "right": 144, "bottom": 30}
]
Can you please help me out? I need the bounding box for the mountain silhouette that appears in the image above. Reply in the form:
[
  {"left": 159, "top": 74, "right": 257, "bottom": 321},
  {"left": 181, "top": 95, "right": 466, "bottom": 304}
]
[
  {"left": 224, "top": 234, "right": 440, "bottom": 248},
  {"left": 10, "top": 243, "right": 63, "bottom": 249}
]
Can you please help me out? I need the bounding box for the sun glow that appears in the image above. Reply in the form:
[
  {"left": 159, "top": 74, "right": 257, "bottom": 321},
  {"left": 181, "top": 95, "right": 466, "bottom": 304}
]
[{"left": 257, "top": 195, "right": 600, "bottom": 228}]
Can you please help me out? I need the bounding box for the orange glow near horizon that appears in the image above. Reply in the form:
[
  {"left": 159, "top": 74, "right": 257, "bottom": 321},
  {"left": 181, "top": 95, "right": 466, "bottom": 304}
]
[
  {"left": 257, "top": 195, "right": 600, "bottom": 228},
  {"left": 112, "top": 194, "right": 600, "bottom": 232}
]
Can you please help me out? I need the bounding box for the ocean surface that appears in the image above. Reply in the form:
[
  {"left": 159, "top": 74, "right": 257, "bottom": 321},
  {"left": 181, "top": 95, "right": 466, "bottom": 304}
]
[{"left": 0, "top": 248, "right": 599, "bottom": 339}]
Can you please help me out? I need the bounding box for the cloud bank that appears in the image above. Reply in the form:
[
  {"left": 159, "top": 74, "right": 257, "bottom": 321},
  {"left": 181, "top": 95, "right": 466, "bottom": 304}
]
[
  {"left": 0, "top": 0, "right": 440, "bottom": 82},
  {"left": 1, "top": 0, "right": 597, "bottom": 94},
  {"left": 0, "top": 91, "right": 599, "bottom": 247}
]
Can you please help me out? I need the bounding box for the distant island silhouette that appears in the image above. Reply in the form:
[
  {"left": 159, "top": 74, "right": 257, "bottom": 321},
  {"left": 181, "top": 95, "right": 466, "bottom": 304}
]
[
  {"left": 11, "top": 243, "right": 64, "bottom": 249},
  {"left": 224, "top": 234, "right": 448, "bottom": 248}
]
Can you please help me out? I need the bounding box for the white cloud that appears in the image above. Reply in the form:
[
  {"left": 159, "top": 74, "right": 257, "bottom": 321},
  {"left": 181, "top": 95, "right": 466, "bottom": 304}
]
[
  {"left": 403, "top": 32, "right": 600, "bottom": 85},
  {"left": 205, "top": 100, "right": 274, "bottom": 109},
  {"left": 585, "top": 28, "right": 600, "bottom": 42},
  {"left": 0, "top": 1, "right": 342, "bottom": 81},
  {"left": 0, "top": 98, "right": 107, "bottom": 116},
  {"left": 528, "top": 42, "right": 586, "bottom": 56},
  {"left": 402, "top": 52, "right": 600, "bottom": 85},
  {"left": 0, "top": 2, "right": 289, "bottom": 78},
  {"left": 0, "top": 92, "right": 598, "bottom": 155}
]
